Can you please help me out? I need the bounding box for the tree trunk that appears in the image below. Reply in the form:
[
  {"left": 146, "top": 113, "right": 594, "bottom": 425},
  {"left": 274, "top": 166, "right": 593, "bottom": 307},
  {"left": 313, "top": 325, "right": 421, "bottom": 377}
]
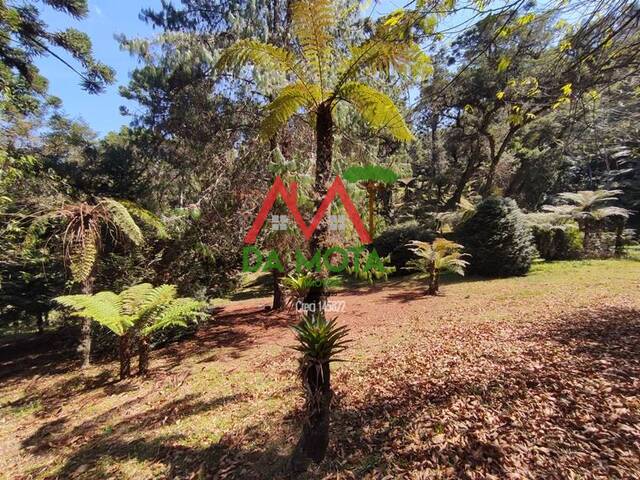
[
  {"left": 272, "top": 270, "right": 285, "bottom": 310},
  {"left": 138, "top": 336, "right": 150, "bottom": 375},
  {"left": 290, "top": 361, "right": 332, "bottom": 472},
  {"left": 614, "top": 222, "right": 625, "bottom": 257},
  {"left": 119, "top": 333, "right": 132, "bottom": 380},
  {"left": 36, "top": 312, "right": 45, "bottom": 335},
  {"left": 304, "top": 102, "right": 333, "bottom": 312},
  {"left": 427, "top": 262, "right": 439, "bottom": 295},
  {"left": 583, "top": 222, "right": 592, "bottom": 254},
  {"left": 367, "top": 183, "right": 376, "bottom": 239},
  {"left": 79, "top": 276, "right": 94, "bottom": 369}
]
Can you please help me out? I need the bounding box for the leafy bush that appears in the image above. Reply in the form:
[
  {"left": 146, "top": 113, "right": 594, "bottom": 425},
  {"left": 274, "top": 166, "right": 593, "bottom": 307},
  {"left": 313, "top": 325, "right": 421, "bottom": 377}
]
[
  {"left": 525, "top": 213, "right": 583, "bottom": 261},
  {"left": 373, "top": 221, "right": 435, "bottom": 274},
  {"left": 456, "top": 197, "right": 535, "bottom": 277},
  {"left": 530, "top": 223, "right": 582, "bottom": 260}
]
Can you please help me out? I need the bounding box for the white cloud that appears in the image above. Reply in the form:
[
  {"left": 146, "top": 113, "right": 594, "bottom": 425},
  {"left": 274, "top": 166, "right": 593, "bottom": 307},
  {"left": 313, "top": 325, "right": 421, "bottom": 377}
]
[{"left": 94, "top": 5, "right": 103, "bottom": 16}]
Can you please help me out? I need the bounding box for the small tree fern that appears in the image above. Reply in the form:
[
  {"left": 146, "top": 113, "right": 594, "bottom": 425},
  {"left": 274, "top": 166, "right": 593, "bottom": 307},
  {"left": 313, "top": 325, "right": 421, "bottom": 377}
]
[
  {"left": 55, "top": 283, "right": 202, "bottom": 379},
  {"left": 27, "top": 198, "right": 166, "bottom": 368},
  {"left": 405, "top": 238, "right": 469, "bottom": 295}
]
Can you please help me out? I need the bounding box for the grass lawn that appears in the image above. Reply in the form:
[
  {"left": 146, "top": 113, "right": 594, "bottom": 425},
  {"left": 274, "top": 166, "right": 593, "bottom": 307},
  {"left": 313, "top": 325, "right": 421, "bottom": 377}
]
[{"left": 0, "top": 259, "right": 639, "bottom": 479}]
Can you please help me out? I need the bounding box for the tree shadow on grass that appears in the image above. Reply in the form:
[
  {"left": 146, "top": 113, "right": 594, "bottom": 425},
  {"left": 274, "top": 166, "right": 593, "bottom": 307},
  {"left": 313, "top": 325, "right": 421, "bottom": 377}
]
[
  {"left": 0, "top": 329, "right": 78, "bottom": 388},
  {"left": 41, "top": 393, "right": 294, "bottom": 480}
]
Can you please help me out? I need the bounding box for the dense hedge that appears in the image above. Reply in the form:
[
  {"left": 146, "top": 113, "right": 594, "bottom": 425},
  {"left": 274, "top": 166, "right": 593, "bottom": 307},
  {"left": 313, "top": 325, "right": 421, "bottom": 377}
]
[
  {"left": 457, "top": 197, "right": 536, "bottom": 277},
  {"left": 372, "top": 221, "right": 435, "bottom": 274},
  {"left": 530, "top": 223, "right": 582, "bottom": 260}
]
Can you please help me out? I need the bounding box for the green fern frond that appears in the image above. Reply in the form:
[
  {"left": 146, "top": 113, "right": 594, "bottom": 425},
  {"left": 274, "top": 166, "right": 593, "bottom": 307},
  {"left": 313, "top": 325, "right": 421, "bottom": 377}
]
[
  {"left": 141, "top": 298, "right": 204, "bottom": 336},
  {"left": 55, "top": 291, "right": 132, "bottom": 336},
  {"left": 339, "top": 82, "right": 414, "bottom": 141},
  {"left": 100, "top": 198, "right": 144, "bottom": 245},
  {"left": 345, "top": 40, "right": 431, "bottom": 81},
  {"left": 216, "top": 39, "right": 300, "bottom": 78},
  {"left": 118, "top": 200, "right": 169, "bottom": 239},
  {"left": 260, "top": 83, "right": 321, "bottom": 139},
  {"left": 135, "top": 284, "right": 178, "bottom": 327},
  {"left": 291, "top": 0, "right": 335, "bottom": 90},
  {"left": 119, "top": 282, "right": 155, "bottom": 315}
]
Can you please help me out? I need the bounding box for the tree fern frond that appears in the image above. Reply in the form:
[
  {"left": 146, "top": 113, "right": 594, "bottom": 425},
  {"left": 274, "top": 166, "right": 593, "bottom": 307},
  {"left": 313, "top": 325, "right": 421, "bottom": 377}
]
[
  {"left": 118, "top": 199, "right": 169, "bottom": 239},
  {"left": 135, "top": 284, "right": 178, "bottom": 327},
  {"left": 344, "top": 39, "right": 432, "bottom": 81},
  {"left": 55, "top": 291, "right": 131, "bottom": 336},
  {"left": 119, "top": 282, "right": 155, "bottom": 315},
  {"left": 215, "top": 39, "right": 301, "bottom": 79},
  {"left": 99, "top": 198, "right": 144, "bottom": 246},
  {"left": 291, "top": 0, "right": 335, "bottom": 91},
  {"left": 141, "top": 298, "right": 204, "bottom": 336},
  {"left": 338, "top": 82, "right": 414, "bottom": 141},
  {"left": 260, "top": 83, "right": 321, "bottom": 139}
]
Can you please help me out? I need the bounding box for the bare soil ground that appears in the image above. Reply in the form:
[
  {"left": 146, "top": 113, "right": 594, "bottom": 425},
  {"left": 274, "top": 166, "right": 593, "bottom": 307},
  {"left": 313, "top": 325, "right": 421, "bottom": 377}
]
[{"left": 1, "top": 259, "right": 639, "bottom": 479}]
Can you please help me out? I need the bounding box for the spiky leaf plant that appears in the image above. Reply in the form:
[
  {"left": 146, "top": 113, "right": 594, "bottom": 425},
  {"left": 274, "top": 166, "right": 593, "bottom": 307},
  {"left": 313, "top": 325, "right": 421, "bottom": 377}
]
[
  {"left": 55, "top": 283, "right": 203, "bottom": 378},
  {"left": 290, "top": 312, "right": 350, "bottom": 469},
  {"left": 405, "top": 238, "right": 470, "bottom": 295}
]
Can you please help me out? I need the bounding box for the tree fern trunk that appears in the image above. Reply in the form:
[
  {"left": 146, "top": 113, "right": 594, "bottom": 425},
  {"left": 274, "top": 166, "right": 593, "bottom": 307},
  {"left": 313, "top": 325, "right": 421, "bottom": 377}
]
[
  {"left": 119, "top": 333, "right": 132, "bottom": 380},
  {"left": 37, "top": 312, "right": 44, "bottom": 335},
  {"left": 272, "top": 270, "right": 285, "bottom": 310},
  {"left": 138, "top": 336, "right": 150, "bottom": 375},
  {"left": 615, "top": 222, "right": 625, "bottom": 257},
  {"left": 290, "top": 361, "right": 332, "bottom": 472},
  {"left": 367, "top": 183, "right": 376, "bottom": 239},
  {"left": 427, "top": 262, "right": 438, "bottom": 295},
  {"left": 305, "top": 102, "right": 333, "bottom": 311},
  {"left": 79, "top": 276, "right": 94, "bottom": 369}
]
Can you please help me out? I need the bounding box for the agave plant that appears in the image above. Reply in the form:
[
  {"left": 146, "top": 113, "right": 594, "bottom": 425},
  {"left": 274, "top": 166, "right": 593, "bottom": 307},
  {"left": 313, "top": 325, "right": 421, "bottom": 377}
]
[
  {"left": 290, "top": 312, "right": 350, "bottom": 470},
  {"left": 405, "top": 238, "right": 469, "bottom": 295},
  {"left": 543, "top": 190, "right": 631, "bottom": 252},
  {"left": 27, "top": 197, "right": 167, "bottom": 367},
  {"left": 55, "top": 283, "right": 203, "bottom": 379}
]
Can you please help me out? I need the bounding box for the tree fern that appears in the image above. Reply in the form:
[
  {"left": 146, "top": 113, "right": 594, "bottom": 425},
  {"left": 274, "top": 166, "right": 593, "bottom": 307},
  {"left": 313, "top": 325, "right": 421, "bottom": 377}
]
[
  {"left": 55, "top": 291, "right": 132, "bottom": 336},
  {"left": 215, "top": 39, "right": 300, "bottom": 78},
  {"left": 118, "top": 199, "right": 169, "bottom": 239},
  {"left": 141, "top": 298, "right": 204, "bottom": 336},
  {"left": 69, "top": 229, "right": 98, "bottom": 282}
]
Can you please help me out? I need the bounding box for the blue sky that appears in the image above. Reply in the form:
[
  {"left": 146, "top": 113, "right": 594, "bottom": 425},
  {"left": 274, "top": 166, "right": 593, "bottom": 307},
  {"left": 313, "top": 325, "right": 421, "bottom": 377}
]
[{"left": 36, "top": 1, "right": 164, "bottom": 136}]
